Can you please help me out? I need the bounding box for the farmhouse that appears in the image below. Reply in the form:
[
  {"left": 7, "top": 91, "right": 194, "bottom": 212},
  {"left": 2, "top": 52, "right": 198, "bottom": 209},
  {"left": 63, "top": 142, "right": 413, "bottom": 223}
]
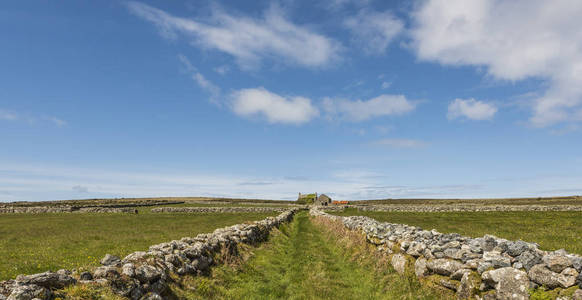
[
  {"left": 297, "top": 193, "right": 332, "bottom": 206},
  {"left": 315, "top": 194, "right": 332, "bottom": 206}
]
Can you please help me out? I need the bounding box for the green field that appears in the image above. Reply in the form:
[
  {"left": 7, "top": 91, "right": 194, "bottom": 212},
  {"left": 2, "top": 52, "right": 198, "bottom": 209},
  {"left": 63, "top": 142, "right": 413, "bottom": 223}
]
[
  {"left": 0, "top": 211, "right": 276, "bottom": 281},
  {"left": 334, "top": 208, "right": 582, "bottom": 255},
  {"left": 173, "top": 212, "right": 451, "bottom": 299}
]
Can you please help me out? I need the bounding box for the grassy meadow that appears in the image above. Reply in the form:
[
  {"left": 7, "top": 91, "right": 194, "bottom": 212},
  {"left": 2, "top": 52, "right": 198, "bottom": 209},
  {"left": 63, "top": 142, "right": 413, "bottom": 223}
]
[
  {"left": 335, "top": 208, "right": 582, "bottom": 254},
  {"left": 0, "top": 210, "right": 276, "bottom": 281}
]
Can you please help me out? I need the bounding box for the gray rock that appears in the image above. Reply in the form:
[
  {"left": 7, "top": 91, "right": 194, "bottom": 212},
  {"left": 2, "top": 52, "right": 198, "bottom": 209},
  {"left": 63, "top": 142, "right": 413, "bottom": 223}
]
[
  {"left": 477, "top": 262, "right": 494, "bottom": 274},
  {"left": 406, "top": 242, "right": 425, "bottom": 257},
  {"left": 426, "top": 259, "right": 465, "bottom": 276},
  {"left": 482, "top": 235, "right": 498, "bottom": 252},
  {"left": 513, "top": 262, "right": 523, "bottom": 270},
  {"left": 572, "top": 289, "right": 582, "bottom": 300},
  {"left": 482, "top": 251, "right": 511, "bottom": 268},
  {"left": 134, "top": 265, "right": 162, "bottom": 284},
  {"left": 457, "top": 272, "right": 480, "bottom": 299},
  {"left": 415, "top": 257, "right": 429, "bottom": 277},
  {"left": 562, "top": 267, "right": 579, "bottom": 277},
  {"left": 15, "top": 272, "right": 76, "bottom": 289},
  {"left": 451, "top": 269, "right": 471, "bottom": 281},
  {"left": 391, "top": 254, "right": 407, "bottom": 274},
  {"left": 191, "top": 256, "right": 211, "bottom": 272},
  {"left": 506, "top": 240, "right": 535, "bottom": 257},
  {"left": 123, "top": 251, "right": 149, "bottom": 263},
  {"left": 515, "top": 250, "right": 542, "bottom": 271},
  {"left": 110, "top": 278, "right": 137, "bottom": 297},
  {"left": 528, "top": 264, "right": 576, "bottom": 289},
  {"left": 444, "top": 248, "right": 461, "bottom": 260},
  {"left": 79, "top": 272, "right": 93, "bottom": 281},
  {"left": 481, "top": 267, "right": 529, "bottom": 300},
  {"left": 7, "top": 284, "right": 50, "bottom": 300},
  {"left": 122, "top": 263, "right": 136, "bottom": 277},
  {"left": 573, "top": 257, "right": 582, "bottom": 272},
  {"left": 101, "top": 254, "right": 122, "bottom": 267},
  {"left": 543, "top": 251, "right": 573, "bottom": 273},
  {"left": 93, "top": 266, "right": 119, "bottom": 280},
  {"left": 140, "top": 293, "right": 163, "bottom": 300}
]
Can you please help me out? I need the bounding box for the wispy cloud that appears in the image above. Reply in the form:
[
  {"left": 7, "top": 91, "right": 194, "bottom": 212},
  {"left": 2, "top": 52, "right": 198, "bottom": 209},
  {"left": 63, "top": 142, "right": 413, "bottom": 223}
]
[
  {"left": 447, "top": 98, "right": 497, "bottom": 121},
  {"left": 230, "top": 87, "right": 319, "bottom": 124},
  {"left": 0, "top": 110, "right": 18, "bottom": 121},
  {"left": 178, "top": 54, "right": 221, "bottom": 104},
  {"left": 344, "top": 9, "right": 404, "bottom": 54},
  {"left": 0, "top": 109, "right": 67, "bottom": 127},
  {"left": 323, "top": 94, "right": 415, "bottom": 122},
  {"left": 371, "top": 138, "right": 426, "bottom": 148},
  {"left": 127, "top": 2, "right": 342, "bottom": 69}
]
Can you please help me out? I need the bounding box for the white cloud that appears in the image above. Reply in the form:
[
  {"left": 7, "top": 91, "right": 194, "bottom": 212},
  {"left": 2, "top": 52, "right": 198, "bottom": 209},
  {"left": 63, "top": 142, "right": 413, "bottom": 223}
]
[
  {"left": 230, "top": 88, "right": 319, "bottom": 124},
  {"left": 344, "top": 10, "right": 404, "bottom": 54},
  {"left": 128, "top": 2, "right": 341, "bottom": 69},
  {"left": 371, "top": 138, "right": 426, "bottom": 148},
  {"left": 447, "top": 98, "right": 497, "bottom": 121},
  {"left": 323, "top": 94, "right": 415, "bottom": 122},
  {"left": 410, "top": 0, "right": 582, "bottom": 127},
  {"left": 381, "top": 81, "right": 392, "bottom": 89}
]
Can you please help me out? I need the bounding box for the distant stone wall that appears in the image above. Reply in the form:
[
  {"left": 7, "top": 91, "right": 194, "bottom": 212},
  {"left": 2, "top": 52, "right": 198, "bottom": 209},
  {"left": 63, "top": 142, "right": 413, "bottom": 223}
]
[
  {"left": 317, "top": 205, "right": 347, "bottom": 212},
  {"left": 151, "top": 207, "right": 291, "bottom": 213},
  {"left": 0, "top": 207, "right": 138, "bottom": 214},
  {"left": 0, "top": 209, "right": 300, "bottom": 300},
  {"left": 310, "top": 208, "right": 582, "bottom": 300},
  {"left": 354, "top": 204, "right": 582, "bottom": 212}
]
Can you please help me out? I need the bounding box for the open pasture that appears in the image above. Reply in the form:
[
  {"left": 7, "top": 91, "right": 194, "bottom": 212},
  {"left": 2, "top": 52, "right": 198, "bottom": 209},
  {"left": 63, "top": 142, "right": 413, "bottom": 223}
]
[{"left": 0, "top": 210, "right": 276, "bottom": 281}]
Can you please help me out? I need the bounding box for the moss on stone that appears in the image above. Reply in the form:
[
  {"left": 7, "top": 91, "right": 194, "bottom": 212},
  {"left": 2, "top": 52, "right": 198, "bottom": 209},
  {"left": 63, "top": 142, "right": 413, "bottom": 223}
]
[
  {"left": 529, "top": 286, "right": 561, "bottom": 300},
  {"left": 422, "top": 274, "right": 460, "bottom": 292}
]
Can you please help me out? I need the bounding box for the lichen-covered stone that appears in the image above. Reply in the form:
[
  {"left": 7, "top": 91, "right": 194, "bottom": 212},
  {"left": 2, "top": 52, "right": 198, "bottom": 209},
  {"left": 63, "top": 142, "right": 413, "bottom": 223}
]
[
  {"left": 482, "top": 267, "right": 529, "bottom": 300},
  {"left": 15, "top": 272, "right": 76, "bottom": 289},
  {"left": 544, "top": 251, "right": 573, "bottom": 273},
  {"left": 528, "top": 264, "right": 576, "bottom": 289},
  {"left": 457, "top": 271, "right": 480, "bottom": 299},
  {"left": 415, "top": 257, "right": 429, "bottom": 277},
  {"left": 426, "top": 259, "right": 465, "bottom": 276},
  {"left": 7, "top": 284, "right": 50, "bottom": 300},
  {"left": 391, "top": 254, "right": 407, "bottom": 274},
  {"left": 100, "top": 254, "right": 122, "bottom": 267}
]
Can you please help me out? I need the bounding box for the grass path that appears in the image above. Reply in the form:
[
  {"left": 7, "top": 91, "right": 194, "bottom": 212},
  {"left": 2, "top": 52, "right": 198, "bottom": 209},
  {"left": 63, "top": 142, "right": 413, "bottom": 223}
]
[{"left": 176, "top": 212, "right": 449, "bottom": 299}]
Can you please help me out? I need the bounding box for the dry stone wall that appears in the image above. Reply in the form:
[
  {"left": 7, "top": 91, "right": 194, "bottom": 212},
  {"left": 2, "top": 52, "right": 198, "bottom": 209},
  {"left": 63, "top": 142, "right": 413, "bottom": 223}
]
[
  {"left": 310, "top": 208, "right": 582, "bottom": 300},
  {"left": 354, "top": 205, "right": 582, "bottom": 213},
  {"left": 151, "top": 206, "right": 295, "bottom": 213},
  {"left": 0, "top": 206, "right": 138, "bottom": 214},
  {"left": 0, "top": 209, "right": 300, "bottom": 300}
]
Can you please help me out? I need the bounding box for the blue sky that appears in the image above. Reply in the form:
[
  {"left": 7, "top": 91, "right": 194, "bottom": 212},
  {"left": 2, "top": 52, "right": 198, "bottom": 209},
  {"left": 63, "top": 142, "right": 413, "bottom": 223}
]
[{"left": 1, "top": 0, "right": 582, "bottom": 201}]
